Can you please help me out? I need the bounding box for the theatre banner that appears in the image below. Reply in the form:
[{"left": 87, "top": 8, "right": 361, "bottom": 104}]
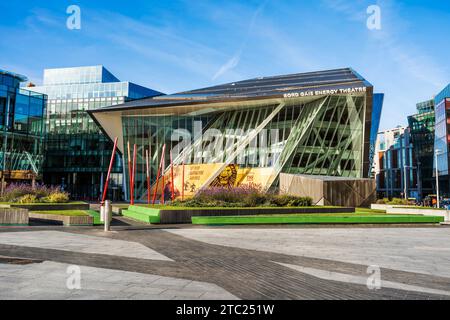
[{"left": 150, "top": 163, "right": 276, "bottom": 200}]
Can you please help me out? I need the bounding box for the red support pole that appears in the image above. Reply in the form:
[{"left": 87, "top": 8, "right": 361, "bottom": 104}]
[
  {"left": 170, "top": 150, "right": 175, "bottom": 201},
  {"left": 127, "top": 142, "right": 132, "bottom": 204},
  {"left": 101, "top": 137, "right": 118, "bottom": 205},
  {"left": 152, "top": 144, "right": 166, "bottom": 204},
  {"left": 146, "top": 149, "right": 150, "bottom": 204},
  {"left": 131, "top": 144, "right": 137, "bottom": 205},
  {"left": 161, "top": 151, "right": 165, "bottom": 204},
  {"left": 181, "top": 161, "right": 185, "bottom": 201}
]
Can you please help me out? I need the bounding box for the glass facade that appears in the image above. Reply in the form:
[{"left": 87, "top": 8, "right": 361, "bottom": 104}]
[
  {"left": 408, "top": 99, "right": 435, "bottom": 199},
  {"left": 369, "top": 93, "right": 384, "bottom": 176},
  {"left": 90, "top": 67, "right": 379, "bottom": 201},
  {"left": 434, "top": 84, "right": 450, "bottom": 109},
  {"left": 375, "top": 127, "right": 417, "bottom": 199},
  {"left": 0, "top": 70, "right": 47, "bottom": 184},
  {"left": 434, "top": 99, "right": 449, "bottom": 176},
  {"left": 120, "top": 95, "right": 368, "bottom": 200},
  {"left": 416, "top": 99, "right": 435, "bottom": 114},
  {"left": 28, "top": 66, "right": 161, "bottom": 201},
  {"left": 43, "top": 66, "right": 119, "bottom": 86},
  {"left": 432, "top": 98, "right": 450, "bottom": 199}
]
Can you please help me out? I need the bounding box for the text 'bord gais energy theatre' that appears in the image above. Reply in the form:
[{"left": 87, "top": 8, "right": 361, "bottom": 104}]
[{"left": 88, "top": 68, "right": 383, "bottom": 204}]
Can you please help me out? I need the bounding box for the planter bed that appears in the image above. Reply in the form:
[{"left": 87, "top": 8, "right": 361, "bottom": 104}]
[
  {"left": 191, "top": 214, "right": 445, "bottom": 225},
  {"left": 86, "top": 210, "right": 104, "bottom": 225},
  {"left": 9, "top": 202, "right": 89, "bottom": 211},
  {"left": 0, "top": 208, "right": 28, "bottom": 226},
  {"left": 29, "top": 210, "right": 93, "bottom": 226},
  {"left": 386, "top": 207, "right": 449, "bottom": 222},
  {"left": 122, "top": 205, "right": 355, "bottom": 224}
]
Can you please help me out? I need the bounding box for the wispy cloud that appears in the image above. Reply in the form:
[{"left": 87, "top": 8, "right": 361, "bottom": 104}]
[
  {"left": 213, "top": 51, "right": 242, "bottom": 80},
  {"left": 212, "top": 0, "right": 269, "bottom": 80},
  {"left": 321, "top": 0, "right": 367, "bottom": 21},
  {"left": 322, "top": 0, "right": 447, "bottom": 89},
  {"left": 85, "top": 11, "right": 226, "bottom": 80},
  {"left": 320, "top": 0, "right": 448, "bottom": 130}
]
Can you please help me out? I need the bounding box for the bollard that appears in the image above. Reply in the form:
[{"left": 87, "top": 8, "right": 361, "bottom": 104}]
[
  {"left": 104, "top": 200, "right": 112, "bottom": 232},
  {"left": 100, "top": 205, "right": 105, "bottom": 222}
]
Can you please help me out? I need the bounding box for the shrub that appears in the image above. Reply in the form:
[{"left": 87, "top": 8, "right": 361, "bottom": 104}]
[
  {"left": 1, "top": 183, "right": 33, "bottom": 202},
  {"left": 17, "top": 194, "right": 39, "bottom": 204},
  {"left": 0, "top": 183, "right": 70, "bottom": 203},
  {"left": 389, "top": 198, "right": 408, "bottom": 205},
  {"left": 195, "top": 185, "right": 263, "bottom": 204},
  {"left": 375, "top": 198, "right": 408, "bottom": 205},
  {"left": 242, "top": 192, "right": 269, "bottom": 207},
  {"left": 171, "top": 186, "right": 313, "bottom": 208},
  {"left": 268, "top": 194, "right": 312, "bottom": 207},
  {"left": 42, "top": 191, "right": 69, "bottom": 203}
]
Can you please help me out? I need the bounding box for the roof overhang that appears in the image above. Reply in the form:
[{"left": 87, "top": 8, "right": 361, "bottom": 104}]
[{"left": 88, "top": 70, "right": 373, "bottom": 154}]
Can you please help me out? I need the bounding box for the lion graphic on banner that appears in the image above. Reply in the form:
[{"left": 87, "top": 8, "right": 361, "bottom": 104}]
[{"left": 210, "top": 164, "right": 238, "bottom": 188}]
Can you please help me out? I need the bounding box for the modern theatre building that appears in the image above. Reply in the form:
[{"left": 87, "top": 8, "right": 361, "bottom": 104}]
[{"left": 88, "top": 68, "right": 383, "bottom": 202}]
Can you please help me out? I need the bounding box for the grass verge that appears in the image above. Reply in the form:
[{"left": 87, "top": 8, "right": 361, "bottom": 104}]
[
  {"left": 191, "top": 214, "right": 444, "bottom": 225},
  {"left": 135, "top": 204, "right": 342, "bottom": 210},
  {"left": 30, "top": 210, "right": 89, "bottom": 216}
]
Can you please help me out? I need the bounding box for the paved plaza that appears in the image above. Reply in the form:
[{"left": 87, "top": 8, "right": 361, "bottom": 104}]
[{"left": 0, "top": 224, "right": 450, "bottom": 299}]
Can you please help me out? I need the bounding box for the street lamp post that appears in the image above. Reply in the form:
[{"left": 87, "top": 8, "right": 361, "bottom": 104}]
[{"left": 435, "top": 149, "right": 442, "bottom": 208}]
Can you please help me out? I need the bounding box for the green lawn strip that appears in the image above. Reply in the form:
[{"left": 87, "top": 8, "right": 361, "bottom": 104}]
[
  {"left": 0, "top": 201, "right": 87, "bottom": 206},
  {"left": 192, "top": 214, "right": 444, "bottom": 225},
  {"left": 113, "top": 204, "right": 132, "bottom": 208},
  {"left": 122, "top": 206, "right": 160, "bottom": 224},
  {"left": 30, "top": 210, "right": 89, "bottom": 216},
  {"left": 135, "top": 204, "right": 342, "bottom": 210},
  {"left": 86, "top": 210, "right": 103, "bottom": 225},
  {"left": 10, "top": 201, "right": 87, "bottom": 205},
  {"left": 355, "top": 208, "right": 386, "bottom": 214},
  {"left": 395, "top": 206, "right": 446, "bottom": 211}
]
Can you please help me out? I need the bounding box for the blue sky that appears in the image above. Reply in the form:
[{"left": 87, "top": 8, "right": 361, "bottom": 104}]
[{"left": 1, "top": 0, "right": 449, "bottom": 130}]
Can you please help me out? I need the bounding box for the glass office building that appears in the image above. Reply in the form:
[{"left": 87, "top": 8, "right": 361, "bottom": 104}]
[
  {"left": 433, "top": 96, "right": 450, "bottom": 197},
  {"left": 431, "top": 83, "right": 450, "bottom": 198},
  {"left": 407, "top": 99, "right": 435, "bottom": 199},
  {"left": 28, "top": 66, "right": 161, "bottom": 201},
  {"left": 375, "top": 127, "right": 417, "bottom": 199},
  {"left": 369, "top": 93, "right": 384, "bottom": 176},
  {"left": 89, "top": 68, "right": 383, "bottom": 201},
  {"left": 0, "top": 69, "right": 47, "bottom": 189}
]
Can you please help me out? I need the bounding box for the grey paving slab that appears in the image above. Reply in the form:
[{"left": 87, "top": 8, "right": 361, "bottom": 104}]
[
  {"left": 0, "top": 261, "right": 238, "bottom": 300},
  {"left": 276, "top": 262, "right": 450, "bottom": 297},
  {"left": 166, "top": 227, "right": 450, "bottom": 278},
  {"left": 1, "top": 227, "right": 449, "bottom": 300},
  {"left": 0, "top": 231, "right": 171, "bottom": 261}
]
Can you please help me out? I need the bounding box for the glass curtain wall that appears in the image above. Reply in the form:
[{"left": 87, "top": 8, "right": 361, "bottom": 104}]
[
  {"left": 0, "top": 74, "right": 46, "bottom": 175},
  {"left": 122, "top": 93, "right": 366, "bottom": 200},
  {"left": 44, "top": 96, "right": 124, "bottom": 200}
]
